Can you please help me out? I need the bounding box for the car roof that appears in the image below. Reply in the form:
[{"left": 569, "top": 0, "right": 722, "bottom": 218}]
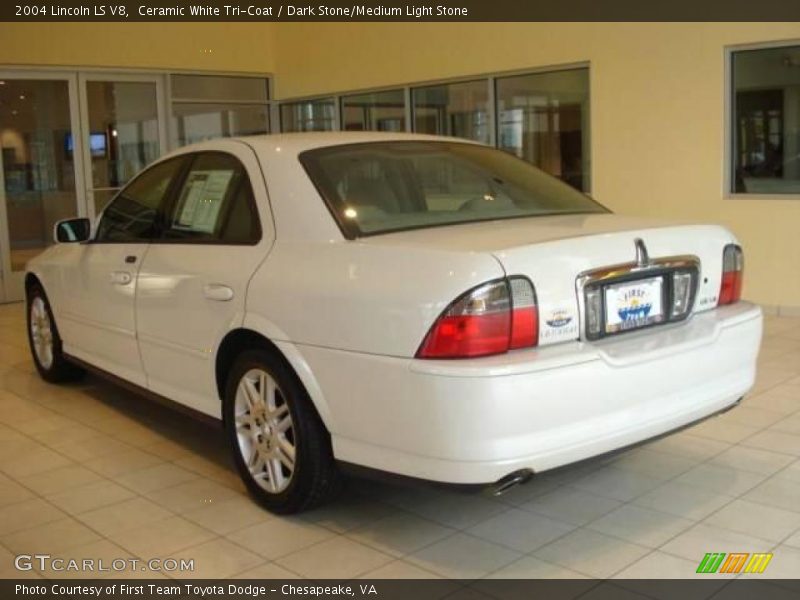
[
  {"left": 157, "top": 132, "right": 485, "bottom": 165},
  {"left": 226, "top": 131, "right": 482, "bottom": 156}
]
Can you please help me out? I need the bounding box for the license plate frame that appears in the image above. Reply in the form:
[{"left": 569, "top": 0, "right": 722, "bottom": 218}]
[{"left": 579, "top": 256, "right": 701, "bottom": 342}]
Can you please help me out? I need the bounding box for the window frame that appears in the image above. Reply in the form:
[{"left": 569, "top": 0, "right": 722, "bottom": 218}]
[
  {"left": 725, "top": 40, "right": 800, "bottom": 200},
  {"left": 155, "top": 151, "right": 263, "bottom": 246}
]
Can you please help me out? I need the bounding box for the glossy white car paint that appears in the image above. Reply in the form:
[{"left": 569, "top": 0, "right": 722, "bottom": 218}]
[
  {"left": 307, "top": 302, "right": 760, "bottom": 482},
  {"left": 27, "top": 132, "right": 763, "bottom": 485},
  {"left": 134, "top": 141, "right": 275, "bottom": 414}
]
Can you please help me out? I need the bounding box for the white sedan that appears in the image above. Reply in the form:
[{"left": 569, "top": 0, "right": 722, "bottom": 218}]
[{"left": 25, "top": 133, "right": 762, "bottom": 513}]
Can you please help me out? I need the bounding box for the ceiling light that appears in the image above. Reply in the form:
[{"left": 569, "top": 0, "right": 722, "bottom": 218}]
[{"left": 19, "top": 94, "right": 25, "bottom": 100}]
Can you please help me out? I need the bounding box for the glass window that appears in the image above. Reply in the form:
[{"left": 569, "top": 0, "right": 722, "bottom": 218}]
[
  {"left": 171, "top": 75, "right": 268, "bottom": 103},
  {"left": 732, "top": 46, "right": 800, "bottom": 194},
  {"left": 412, "top": 80, "right": 490, "bottom": 143},
  {"left": 162, "top": 152, "right": 260, "bottom": 244},
  {"left": 301, "top": 141, "right": 606, "bottom": 237},
  {"left": 342, "top": 90, "right": 406, "bottom": 132},
  {"left": 95, "top": 156, "right": 186, "bottom": 242},
  {"left": 85, "top": 80, "right": 161, "bottom": 214},
  {"left": 170, "top": 75, "right": 271, "bottom": 148},
  {"left": 280, "top": 99, "right": 336, "bottom": 132},
  {"left": 496, "top": 68, "right": 590, "bottom": 192},
  {"left": 172, "top": 103, "right": 269, "bottom": 146},
  {"left": 0, "top": 79, "right": 79, "bottom": 273}
]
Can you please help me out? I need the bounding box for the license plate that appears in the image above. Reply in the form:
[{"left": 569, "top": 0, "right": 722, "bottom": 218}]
[{"left": 604, "top": 277, "right": 664, "bottom": 333}]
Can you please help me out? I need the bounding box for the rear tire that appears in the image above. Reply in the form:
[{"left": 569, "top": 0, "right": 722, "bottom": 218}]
[
  {"left": 26, "top": 284, "right": 85, "bottom": 383},
  {"left": 223, "top": 348, "right": 341, "bottom": 514}
]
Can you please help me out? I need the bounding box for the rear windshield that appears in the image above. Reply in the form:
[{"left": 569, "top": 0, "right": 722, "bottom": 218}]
[{"left": 300, "top": 141, "right": 607, "bottom": 237}]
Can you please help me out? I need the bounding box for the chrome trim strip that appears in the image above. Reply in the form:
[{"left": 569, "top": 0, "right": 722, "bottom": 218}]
[{"left": 576, "top": 255, "right": 701, "bottom": 288}]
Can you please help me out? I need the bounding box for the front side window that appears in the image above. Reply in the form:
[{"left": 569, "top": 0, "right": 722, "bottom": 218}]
[
  {"left": 162, "top": 152, "right": 260, "bottom": 244},
  {"left": 301, "top": 141, "right": 606, "bottom": 237},
  {"left": 95, "top": 157, "right": 186, "bottom": 242},
  {"left": 731, "top": 46, "right": 800, "bottom": 194}
]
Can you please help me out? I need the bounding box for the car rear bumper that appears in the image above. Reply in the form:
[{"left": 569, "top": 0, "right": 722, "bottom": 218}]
[{"left": 291, "top": 302, "right": 762, "bottom": 484}]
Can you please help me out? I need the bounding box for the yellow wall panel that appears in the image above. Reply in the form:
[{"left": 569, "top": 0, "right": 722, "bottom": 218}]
[{"left": 0, "top": 22, "right": 276, "bottom": 73}]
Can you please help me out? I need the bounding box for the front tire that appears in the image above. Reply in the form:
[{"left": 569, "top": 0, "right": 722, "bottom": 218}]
[
  {"left": 223, "top": 349, "right": 341, "bottom": 513},
  {"left": 26, "top": 284, "right": 85, "bottom": 383}
]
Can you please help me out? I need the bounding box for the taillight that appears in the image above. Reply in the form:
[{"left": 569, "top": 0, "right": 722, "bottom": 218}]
[
  {"left": 416, "top": 277, "right": 538, "bottom": 359},
  {"left": 718, "top": 244, "right": 743, "bottom": 306},
  {"left": 509, "top": 277, "right": 538, "bottom": 349}
]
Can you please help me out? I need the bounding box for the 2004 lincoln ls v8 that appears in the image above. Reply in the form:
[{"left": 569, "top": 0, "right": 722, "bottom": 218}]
[{"left": 24, "top": 133, "right": 762, "bottom": 513}]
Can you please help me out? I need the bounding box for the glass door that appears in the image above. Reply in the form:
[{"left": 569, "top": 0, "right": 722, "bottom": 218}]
[
  {"left": 0, "top": 72, "right": 85, "bottom": 303},
  {"left": 78, "top": 73, "right": 168, "bottom": 218}
]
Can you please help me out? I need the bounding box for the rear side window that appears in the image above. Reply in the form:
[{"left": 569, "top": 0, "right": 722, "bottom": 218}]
[
  {"left": 161, "top": 152, "right": 261, "bottom": 244},
  {"left": 95, "top": 157, "right": 186, "bottom": 242}
]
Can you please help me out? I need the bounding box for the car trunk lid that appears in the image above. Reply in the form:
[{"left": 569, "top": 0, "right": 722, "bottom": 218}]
[{"left": 362, "top": 214, "right": 735, "bottom": 347}]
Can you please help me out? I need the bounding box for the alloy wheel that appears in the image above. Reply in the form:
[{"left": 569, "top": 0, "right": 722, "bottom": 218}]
[
  {"left": 234, "top": 368, "right": 296, "bottom": 493},
  {"left": 30, "top": 296, "right": 54, "bottom": 370}
]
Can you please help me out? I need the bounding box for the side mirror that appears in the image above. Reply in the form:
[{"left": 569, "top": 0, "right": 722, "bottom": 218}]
[{"left": 54, "top": 218, "right": 91, "bottom": 243}]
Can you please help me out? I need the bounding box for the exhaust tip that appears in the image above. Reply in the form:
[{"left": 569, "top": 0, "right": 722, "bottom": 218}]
[{"left": 489, "top": 469, "right": 534, "bottom": 497}]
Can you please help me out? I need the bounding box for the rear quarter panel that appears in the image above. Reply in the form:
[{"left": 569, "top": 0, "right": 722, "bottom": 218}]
[{"left": 246, "top": 240, "right": 505, "bottom": 357}]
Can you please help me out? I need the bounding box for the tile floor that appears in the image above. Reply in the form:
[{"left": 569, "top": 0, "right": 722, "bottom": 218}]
[{"left": 0, "top": 302, "right": 798, "bottom": 582}]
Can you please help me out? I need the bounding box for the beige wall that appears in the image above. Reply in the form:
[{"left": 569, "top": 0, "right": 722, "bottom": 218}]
[
  {"left": 0, "top": 22, "right": 276, "bottom": 73},
  {"left": 275, "top": 23, "right": 800, "bottom": 311},
  {"left": 2, "top": 22, "right": 800, "bottom": 309}
]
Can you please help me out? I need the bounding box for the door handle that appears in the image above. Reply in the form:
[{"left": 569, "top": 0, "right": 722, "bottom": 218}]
[
  {"left": 203, "top": 283, "right": 234, "bottom": 302},
  {"left": 110, "top": 271, "right": 132, "bottom": 285}
]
